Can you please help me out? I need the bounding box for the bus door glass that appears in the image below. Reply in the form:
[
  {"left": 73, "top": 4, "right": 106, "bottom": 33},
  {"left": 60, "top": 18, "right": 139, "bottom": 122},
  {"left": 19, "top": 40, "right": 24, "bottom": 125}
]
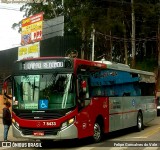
[{"left": 77, "top": 75, "right": 90, "bottom": 109}]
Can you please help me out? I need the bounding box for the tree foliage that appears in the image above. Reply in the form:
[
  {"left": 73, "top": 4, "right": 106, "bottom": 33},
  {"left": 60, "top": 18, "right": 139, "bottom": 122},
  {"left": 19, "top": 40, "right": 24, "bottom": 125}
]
[{"left": 12, "top": 0, "right": 160, "bottom": 71}]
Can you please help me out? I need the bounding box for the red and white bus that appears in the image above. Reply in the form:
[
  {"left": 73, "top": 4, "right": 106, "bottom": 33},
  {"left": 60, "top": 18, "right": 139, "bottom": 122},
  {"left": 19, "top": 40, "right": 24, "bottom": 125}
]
[{"left": 3, "top": 57, "right": 157, "bottom": 143}]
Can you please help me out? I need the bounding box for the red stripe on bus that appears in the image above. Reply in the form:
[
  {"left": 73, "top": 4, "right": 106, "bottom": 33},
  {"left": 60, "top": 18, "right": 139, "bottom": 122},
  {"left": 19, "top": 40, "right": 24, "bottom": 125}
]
[{"left": 109, "top": 110, "right": 138, "bottom": 115}]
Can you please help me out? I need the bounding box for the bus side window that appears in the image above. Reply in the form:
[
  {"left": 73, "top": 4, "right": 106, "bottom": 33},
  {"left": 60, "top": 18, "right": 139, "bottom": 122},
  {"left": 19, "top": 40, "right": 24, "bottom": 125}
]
[{"left": 123, "top": 92, "right": 130, "bottom": 96}]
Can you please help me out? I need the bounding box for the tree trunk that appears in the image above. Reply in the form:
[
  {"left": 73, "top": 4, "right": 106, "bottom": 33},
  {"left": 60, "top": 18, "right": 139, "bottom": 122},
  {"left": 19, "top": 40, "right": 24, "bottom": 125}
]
[
  {"left": 109, "top": 30, "right": 112, "bottom": 61},
  {"left": 131, "top": 0, "right": 136, "bottom": 68},
  {"left": 81, "top": 21, "right": 89, "bottom": 60},
  {"left": 158, "top": 19, "right": 160, "bottom": 66},
  {"left": 123, "top": 21, "right": 128, "bottom": 65}
]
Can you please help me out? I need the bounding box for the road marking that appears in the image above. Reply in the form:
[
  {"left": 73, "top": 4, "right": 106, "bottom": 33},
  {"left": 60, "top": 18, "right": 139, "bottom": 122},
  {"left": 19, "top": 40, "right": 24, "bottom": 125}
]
[
  {"left": 76, "top": 146, "right": 160, "bottom": 150},
  {"left": 133, "top": 127, "right": 160, "bottom": 138},
  {"left": 143, "top": 147, "right": 159, "bottom": 150},
  {"left": 76, "top": 147, "right": 159, "bottom": 150},
  {"left": 76, "top": 147, "right": 128, "bottom": 150},
  {"left": 0, "top": 147, "right": 11, "bottom": 150},
  {"left": 76, "top": 147, "right": 95, "bottom": 150},
  {"left": 109, "top": 147, "right": 127, "bottom": 150}
]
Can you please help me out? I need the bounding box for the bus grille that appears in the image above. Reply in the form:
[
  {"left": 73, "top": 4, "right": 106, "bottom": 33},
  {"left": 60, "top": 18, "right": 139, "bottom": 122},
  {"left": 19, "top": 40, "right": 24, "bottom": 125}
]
[
  {"left": 17, "top": 113, "right": 63, "bottom": 120},
  {"left": 20, "top": 127, "right": 60, "bottom": 135}
]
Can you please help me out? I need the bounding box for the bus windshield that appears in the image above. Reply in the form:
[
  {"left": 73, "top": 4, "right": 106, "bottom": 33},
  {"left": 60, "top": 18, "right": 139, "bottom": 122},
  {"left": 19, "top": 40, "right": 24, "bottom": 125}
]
[{"left": 12, "top": 73, "right": 76, "bottom": 110}]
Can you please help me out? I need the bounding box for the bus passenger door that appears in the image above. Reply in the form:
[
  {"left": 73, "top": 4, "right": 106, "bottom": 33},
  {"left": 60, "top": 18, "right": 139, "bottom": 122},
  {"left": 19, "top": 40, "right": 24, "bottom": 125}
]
[
  {"left": 76, "top": 103, "right": 92, "bottom": 139},
  {"left": 76, "top": 75, "right": 92, "bottom": 138}
]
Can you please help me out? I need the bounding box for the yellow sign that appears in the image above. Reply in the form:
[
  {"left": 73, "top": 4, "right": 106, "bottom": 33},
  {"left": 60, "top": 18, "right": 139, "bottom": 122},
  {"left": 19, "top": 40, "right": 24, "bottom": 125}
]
[
  {"left": 18, "top": 42, "right": 40, "bottom": 60},
  {"left": 21, "top": 12, "right": 43, "bottom": 45},
  {"left": 22, "top": 21, "right": 43, "bottom": 35}
]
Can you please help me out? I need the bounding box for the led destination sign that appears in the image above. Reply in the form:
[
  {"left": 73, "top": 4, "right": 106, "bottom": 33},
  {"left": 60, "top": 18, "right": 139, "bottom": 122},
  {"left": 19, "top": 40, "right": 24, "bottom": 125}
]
[{"left": 23, "top": 60, "right": 64, "bottom": 70}]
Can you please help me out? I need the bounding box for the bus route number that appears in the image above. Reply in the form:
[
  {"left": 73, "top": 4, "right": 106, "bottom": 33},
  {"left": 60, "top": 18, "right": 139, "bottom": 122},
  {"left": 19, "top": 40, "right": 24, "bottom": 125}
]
[{"left": 43, "top": 122, "right": 56, "bottom": 126}]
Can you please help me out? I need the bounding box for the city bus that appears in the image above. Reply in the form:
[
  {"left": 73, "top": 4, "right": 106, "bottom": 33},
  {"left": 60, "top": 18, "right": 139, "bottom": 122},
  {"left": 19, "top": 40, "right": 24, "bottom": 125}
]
[{"left": 3, "top": 57, "right": 157, "bottom": 143}]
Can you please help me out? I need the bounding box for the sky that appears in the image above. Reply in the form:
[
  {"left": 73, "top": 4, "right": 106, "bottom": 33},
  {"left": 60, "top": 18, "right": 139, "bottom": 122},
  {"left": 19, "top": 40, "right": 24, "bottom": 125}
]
[{"left": 0, "top": 3, "right": 25, "bottom": 51}]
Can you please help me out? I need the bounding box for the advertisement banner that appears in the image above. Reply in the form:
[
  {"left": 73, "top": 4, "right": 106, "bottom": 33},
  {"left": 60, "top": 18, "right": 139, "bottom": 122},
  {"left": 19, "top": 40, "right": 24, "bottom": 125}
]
[
  {"left": 18, "top": 42, "right": 40, "bottom": 60},
  {"left": 21, "top": 12, "right": 43, "bottom": 45}
]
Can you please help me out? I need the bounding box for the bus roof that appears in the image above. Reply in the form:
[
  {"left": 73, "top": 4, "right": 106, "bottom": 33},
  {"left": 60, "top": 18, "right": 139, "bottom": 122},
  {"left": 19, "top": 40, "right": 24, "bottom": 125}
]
[
  {"left": 17, "top": 57, "right": 155, "bottom": 76},
  {"left": 95, "top": 60, "right": 155, "bottom": 76}
]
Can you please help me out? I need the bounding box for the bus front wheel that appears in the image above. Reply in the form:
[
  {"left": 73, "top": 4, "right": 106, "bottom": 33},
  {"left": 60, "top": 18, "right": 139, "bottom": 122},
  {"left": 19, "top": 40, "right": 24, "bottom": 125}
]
[
  {"left": 92, "top": 122, "right": 103, "bottom": 143},
  {"left": 137, "top": 112, "right": 143, "bottom": 132}
]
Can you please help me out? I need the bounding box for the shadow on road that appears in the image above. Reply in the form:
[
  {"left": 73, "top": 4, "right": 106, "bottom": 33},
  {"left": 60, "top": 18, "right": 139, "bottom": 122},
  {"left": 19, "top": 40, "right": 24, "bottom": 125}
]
[
  {"left": 39, "top": 138, "right": 94, "bottom": 149},
  {"left": 38, "top": 126, "right": 150, "bottom": 149}
]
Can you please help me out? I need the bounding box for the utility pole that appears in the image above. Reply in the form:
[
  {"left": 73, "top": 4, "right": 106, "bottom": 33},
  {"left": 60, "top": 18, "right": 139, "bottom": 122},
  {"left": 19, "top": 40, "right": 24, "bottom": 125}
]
[
  {"left": 91, "top": 28, "right": 95, "bottom": 61},
  {"left": 109, "top": 30, "right": 112, "bottom": 61},
  {"left": 50, "top": 1, "right": 57, "bottom": 17},
  {"left": 158, "top": 18, "right": 160, "bottom": 66},
  {"left": 131, "top": 0, "right": 136, "bottom": 68},
  {"left": 123, "top": 21, "right": 128, "bottom": 65},
  {"left": 62, "top": 0, "right": 64, "bottom": 6}
]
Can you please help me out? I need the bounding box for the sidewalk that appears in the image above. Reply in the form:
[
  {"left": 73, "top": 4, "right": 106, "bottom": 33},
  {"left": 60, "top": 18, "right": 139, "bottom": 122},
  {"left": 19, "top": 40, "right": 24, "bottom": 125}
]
[{"left": 0, "top": 118, "right": 27, "bottom": 141}]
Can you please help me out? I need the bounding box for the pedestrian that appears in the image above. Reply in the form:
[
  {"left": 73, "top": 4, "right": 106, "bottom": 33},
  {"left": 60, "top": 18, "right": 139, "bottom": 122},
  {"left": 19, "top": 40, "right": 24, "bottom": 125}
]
[{"left": 2, "top": 101, "right": 12, "bottom": 141}]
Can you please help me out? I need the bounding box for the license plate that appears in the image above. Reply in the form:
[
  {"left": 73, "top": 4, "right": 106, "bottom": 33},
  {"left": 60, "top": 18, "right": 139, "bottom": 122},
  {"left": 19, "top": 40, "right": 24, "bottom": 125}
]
[{"left": 33, "top": 131, "right": 44, "bottom": 136}]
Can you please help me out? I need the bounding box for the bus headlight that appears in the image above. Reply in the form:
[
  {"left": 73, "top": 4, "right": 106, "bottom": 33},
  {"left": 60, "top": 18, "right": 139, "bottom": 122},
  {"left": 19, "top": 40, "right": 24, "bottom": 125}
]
[
  {"left": 61, "top": 117, "right": 75, "bottom": 130},
  {"left": 12, "top": 119, "right": 20, "bottom": 129},
  {"left": 12, "top": 118, "right": 15, "bottom": 123}
]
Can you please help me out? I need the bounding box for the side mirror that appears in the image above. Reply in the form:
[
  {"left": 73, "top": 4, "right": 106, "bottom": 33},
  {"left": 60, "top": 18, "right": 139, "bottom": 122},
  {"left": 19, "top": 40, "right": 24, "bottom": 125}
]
[
  {"left": 3, "top": 75, "right": 12, "bottom": 100},
  {"left": 81, "top": 80, "right": 87, "bottom": 92},
  {"left": 3, "top": 81, "right": 8, "bottom": 93}
]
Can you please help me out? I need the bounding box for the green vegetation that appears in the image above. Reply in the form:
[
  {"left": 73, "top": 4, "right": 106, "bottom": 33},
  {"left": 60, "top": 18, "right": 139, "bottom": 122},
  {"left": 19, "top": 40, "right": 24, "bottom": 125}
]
[
  {"left": 135, "top": 58, "right": 157, "bottom": 72},
  {"left": 12, "top": 0, "right": 160, "bottom": 72}
]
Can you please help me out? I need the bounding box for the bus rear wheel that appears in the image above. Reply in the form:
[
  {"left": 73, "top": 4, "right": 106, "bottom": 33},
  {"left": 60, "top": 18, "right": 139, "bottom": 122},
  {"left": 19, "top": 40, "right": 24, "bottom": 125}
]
[
  {"left": 137, "top": 112, "right": 143, "bottom": 132},
  {"left": 92, "top": 122, "right": 103, "bottom": 143}
]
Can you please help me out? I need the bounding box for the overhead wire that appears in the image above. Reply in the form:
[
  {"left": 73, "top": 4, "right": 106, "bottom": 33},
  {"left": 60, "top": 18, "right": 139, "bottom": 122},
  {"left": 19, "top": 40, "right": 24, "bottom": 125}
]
[
  {"left": 96, "top": 31, "right": 157, "bottom": 42},
  {"left": 0, "top": 1, "right": 158, "bottom": 41}
]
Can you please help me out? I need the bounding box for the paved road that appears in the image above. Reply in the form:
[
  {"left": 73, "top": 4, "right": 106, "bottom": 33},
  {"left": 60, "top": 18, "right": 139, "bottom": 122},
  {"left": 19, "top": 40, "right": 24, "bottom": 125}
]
[
  {"left": 0, "top": 116, "right": 160, "bottom": 150},
  {"left": 0, "top": 117, "right": 23, "bottom": 142}
]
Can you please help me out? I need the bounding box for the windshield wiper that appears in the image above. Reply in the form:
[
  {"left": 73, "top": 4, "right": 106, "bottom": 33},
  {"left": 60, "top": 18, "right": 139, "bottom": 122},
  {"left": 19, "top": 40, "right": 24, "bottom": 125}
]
[{"left": 33, "top": 77, "right": 35, "bottom": 101}]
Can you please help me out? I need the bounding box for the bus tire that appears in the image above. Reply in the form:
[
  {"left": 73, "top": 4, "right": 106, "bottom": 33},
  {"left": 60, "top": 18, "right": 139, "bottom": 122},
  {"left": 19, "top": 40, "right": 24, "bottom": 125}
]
[
  {"left": 136, "top": 112, "right": 143, "bottom": 132},
  {"left": 157, "top": 109, "right": 160, "bottom": 116},
  {"left": 92, "top": 121, "right": 103, "bottom": 143}
]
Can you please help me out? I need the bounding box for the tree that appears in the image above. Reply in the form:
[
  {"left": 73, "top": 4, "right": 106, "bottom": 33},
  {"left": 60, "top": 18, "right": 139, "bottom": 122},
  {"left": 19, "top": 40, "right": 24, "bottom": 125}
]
[
  {"left": 12, "top": 0, "right": 160, "bottom": 71},
  {"left": 12, "top": 0, "right": 63, "bottom": 32}
]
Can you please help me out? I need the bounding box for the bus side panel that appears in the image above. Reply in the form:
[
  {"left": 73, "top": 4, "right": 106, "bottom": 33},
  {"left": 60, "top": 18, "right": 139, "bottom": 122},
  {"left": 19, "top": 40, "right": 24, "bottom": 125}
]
[
  {"left": 76, "top": 97, "right": 109, "bottom": 139},
  {"left": 109, "top": 96, "right": 156, "bottom": 133},
  {"left": 109, "top": 97, "right": 123, "bottom": 132},
  {"left": 109, "top": 96, "right": 138, "bottom": 132},
  {"left": 140, "top": 96, "right": 157, "bottom": 125},
  {"left": 75, "top": 107, "right": 92, "bottom": 139},
  {"left": 122, "top": 97, "right": 137, "bottom": 129}
]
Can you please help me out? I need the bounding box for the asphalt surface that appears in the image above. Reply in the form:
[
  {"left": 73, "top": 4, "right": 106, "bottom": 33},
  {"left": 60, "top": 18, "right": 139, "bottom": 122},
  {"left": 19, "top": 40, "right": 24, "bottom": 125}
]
[{"left": 1, "top": 115, "right": 160, "bottom": 150}]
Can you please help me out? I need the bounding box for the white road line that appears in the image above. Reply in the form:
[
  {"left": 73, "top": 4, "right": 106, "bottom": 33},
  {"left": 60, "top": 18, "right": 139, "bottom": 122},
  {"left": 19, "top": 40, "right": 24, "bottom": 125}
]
[
  {"left": 0, "top": 147, "right": 10, "bottom": 150},
  {"left": 76, "top": 147, "right": 128, "bottom": 150},
  {"left": 109, "top": 147, "right": 128, "bottom": 150},
  {"left": 133, "top": 127, "right": 160, "bottom": 138},
  {"left": 76, "top": 147, "right": 95, "bottom": 150},
  {"left": 143, "top": 147, "right": 159, "bottom": 150},
  {"left": 75, "top": 147, "right": 159, "bottom": 150}
]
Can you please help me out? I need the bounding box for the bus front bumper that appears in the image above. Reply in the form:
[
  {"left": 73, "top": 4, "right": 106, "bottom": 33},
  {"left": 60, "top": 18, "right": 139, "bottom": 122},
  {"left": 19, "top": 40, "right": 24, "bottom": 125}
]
[{"left": 12, "top": 124, "right": 78, "bottom": 140}]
